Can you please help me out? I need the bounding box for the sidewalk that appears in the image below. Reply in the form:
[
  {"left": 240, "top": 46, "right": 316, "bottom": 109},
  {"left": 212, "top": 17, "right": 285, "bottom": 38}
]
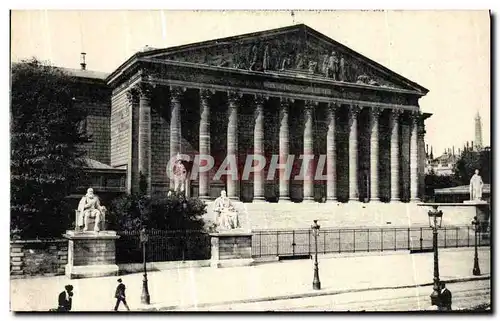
[{"left": 10, "top": 247, "right": 490, "bottom": 312}]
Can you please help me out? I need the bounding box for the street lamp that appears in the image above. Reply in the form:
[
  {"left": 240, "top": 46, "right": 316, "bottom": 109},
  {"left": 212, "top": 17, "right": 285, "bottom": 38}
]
[
  {"left": 471, "top": 216, "right": 481, "bottom": 276},
  {"left": 140, "top": 226, "right": 150, "bottom": 304},
  {"left": 311, "top": 220, "right": 321, "bottom": 290},
  {"left": 428, "top": 205, "right": 443, "bottom": 306}
]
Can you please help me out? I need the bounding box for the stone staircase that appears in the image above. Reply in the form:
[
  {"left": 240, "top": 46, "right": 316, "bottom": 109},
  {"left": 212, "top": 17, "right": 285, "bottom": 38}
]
[
  {"left": 203, "top": 201, "right": 437, "bottom": 230},
  {"left": 203, "top": 200, "right": 479, "bottom": 231}
]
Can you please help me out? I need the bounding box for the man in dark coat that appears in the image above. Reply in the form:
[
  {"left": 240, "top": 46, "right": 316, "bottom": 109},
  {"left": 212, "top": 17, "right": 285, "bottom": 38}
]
[
  {"left": 57, "top": 285, "right": 73, "bottom": 311},
  {"left": 114, "top": 278, "right": 130, "bottom": 311},
  {"left": 438, "top": 281, "right": 452, "bottom": 311}
]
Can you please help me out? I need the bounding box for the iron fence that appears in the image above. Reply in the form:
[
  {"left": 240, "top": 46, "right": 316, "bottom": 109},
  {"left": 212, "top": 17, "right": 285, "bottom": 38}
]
[
  {"left": 251, "top": 225, "right": 490, "bottom": 258},
  {"left": 115, "top": 225, "right": 490, "bottom": 264},
  {"left": 116, "top": 229, "right": 211, "bottom": 264}
]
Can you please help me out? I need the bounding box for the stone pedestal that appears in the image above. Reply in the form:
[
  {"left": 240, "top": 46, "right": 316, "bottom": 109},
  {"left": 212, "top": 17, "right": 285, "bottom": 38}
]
[
  {"left": 210, "top": 231, "right": 253, "bottom": 268},
  {"left": 64, "top": 230, "right": 120, "bottom": 279},
  {"left": 417, "top": 202, "right": 491, "bottom": 232}
]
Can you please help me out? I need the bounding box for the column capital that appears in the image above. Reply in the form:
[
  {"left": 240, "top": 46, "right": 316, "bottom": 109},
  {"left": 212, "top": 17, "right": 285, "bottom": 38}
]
[
  {"left": 170, "top": 86, "right": 186, "bottom": 102},
  {"left": 200, "top": 88, "right": 215, "bottom": 102},
  {"left": 136, "top": 82, "right": 155, "bottom": 99},
  {"left": 304, "top": 100, "right": 319, "bottom": 109},
  {"left": 253, "top": 94, "right": 269, "bottom": 105},
  {"left": 409, "top": 111, "right": 422, "bottom": 124},
  {"left": 328, "top": 102, "right": 340, "bottom": 112},
  {"left": 390, "top": 108, "right": 404, "bottom": 122},
  {"left": 349, "top": 105, "right": 362, "bottom": 118},
  {"left": 126, "top": 86, "right": 139, "bottom": 104},
  {"left": 280, "top": 97, "right": 294, "bottom": 107},
  {"left": 227, "top": 90, "right": 243, "bottom": 104},
  {"left": 369, "top": 107, "right": 382, "bottom": 118}
]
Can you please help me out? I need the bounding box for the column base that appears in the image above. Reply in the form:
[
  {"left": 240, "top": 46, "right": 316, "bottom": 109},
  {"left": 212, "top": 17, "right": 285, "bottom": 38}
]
[
  {"left": 369, "top": 198, "right": 381, "bottom": 203},
  {"left": 326, "top": 197, "right": 338, "bottom": 202},
  {"left": 252, "top": 196, "right": 266, "bottom": 203},
  {"left": 278, "top": 197, "right": 292, "bottom": 203},
  {"left": 199, "top": 195, "right": 211, "bottom": 201},
  {"left": 229, "top": 197, "right": 240, "bottom": 201},
  {"left": 348, "top": 197, "right": 360, "bottom": 202},
  {"left": 302, "top": 197, "right": 315, "bottom": 203},
  {"left": 409, "top": 198, "right": 421, "bottom": 203},
  {"left": 390, "top": 198, "right": 401, "bottom": 203}
]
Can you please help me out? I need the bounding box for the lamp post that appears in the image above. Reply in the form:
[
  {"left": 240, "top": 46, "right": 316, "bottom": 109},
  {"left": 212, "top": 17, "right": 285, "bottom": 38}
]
[
  {"left": 471, "top": 216, "right": 481, "bottom": 276},
  {"left": 311, "top": 220, "right": 321, "bottom": 290},
  {"left": 140, "top": 226, "right": 150, "bottom": 304},
  {"left": 428, "top": 205, "right": 443, "bottom": 306}
]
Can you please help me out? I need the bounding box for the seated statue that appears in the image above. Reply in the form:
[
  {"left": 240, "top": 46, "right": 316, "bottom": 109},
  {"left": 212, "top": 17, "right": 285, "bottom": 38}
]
[
  {"left": 76, "top": 188, "right": 106, "bottom": 232},
  {"left": 213, "top": 190, "right": 240, "bottom": 230}
]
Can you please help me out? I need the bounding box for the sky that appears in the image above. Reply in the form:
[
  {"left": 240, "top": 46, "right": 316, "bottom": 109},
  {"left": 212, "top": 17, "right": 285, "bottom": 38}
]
[{"left": 10, "top": 10, "right": 491, "bottom": 156}]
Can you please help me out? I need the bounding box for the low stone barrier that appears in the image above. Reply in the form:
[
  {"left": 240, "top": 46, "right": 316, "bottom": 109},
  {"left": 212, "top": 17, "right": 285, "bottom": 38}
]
[{"left": 10, "top": 239, "right": 68, "bottom": 277}]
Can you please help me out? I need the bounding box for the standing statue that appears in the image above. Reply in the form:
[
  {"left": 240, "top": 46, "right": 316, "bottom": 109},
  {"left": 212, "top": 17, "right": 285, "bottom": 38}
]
[
  {"left": 262, "top": 44, "right": 270, "bottom": 71},
  {"left": 173, "top": 154, "right": 187, "bottom": 194},
  {"left": 76, "top": 188, "right": 106, "bottom": 232},
  {"left": 248, "top": 44, "right": 258, "bottom": 71},
  {"left": 339, "top": 55, "right": 347, "bottom": 81},
  {"left": 469, "top": 169, "right": 484, "bottom": 201},
  {"left": 327, "top": 51, "right": 340, "bottom": 80},
  {"left": 213, "top": 190, "right": 240, "bottom": 230}
]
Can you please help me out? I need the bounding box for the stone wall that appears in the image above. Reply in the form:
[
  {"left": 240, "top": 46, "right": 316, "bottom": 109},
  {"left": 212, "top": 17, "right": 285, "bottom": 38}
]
[
  {"left": 10, "top": 240, "right": 68, "bottom": 277},
  {"left": 110, "top": 89, "right": 131, "bottom": 168},
  {"left": 80, "top": 101, "right": 111, "bottom": 165}
]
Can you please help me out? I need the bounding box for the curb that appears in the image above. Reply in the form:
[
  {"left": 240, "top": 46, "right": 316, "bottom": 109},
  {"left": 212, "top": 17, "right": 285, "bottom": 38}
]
[{"left": 140, "top": 274, "right": 490, "bottom": 311}]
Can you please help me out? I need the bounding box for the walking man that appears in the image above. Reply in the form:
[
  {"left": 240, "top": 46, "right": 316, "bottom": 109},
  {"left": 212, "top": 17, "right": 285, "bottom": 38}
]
[{"left": 114, "top": 278, "right": 130, "bottom": 311}]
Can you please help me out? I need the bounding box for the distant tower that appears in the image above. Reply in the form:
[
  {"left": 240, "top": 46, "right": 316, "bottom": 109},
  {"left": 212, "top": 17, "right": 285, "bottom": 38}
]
[{"left": 475, "top": 111, "right": 483, "bottom": 151}]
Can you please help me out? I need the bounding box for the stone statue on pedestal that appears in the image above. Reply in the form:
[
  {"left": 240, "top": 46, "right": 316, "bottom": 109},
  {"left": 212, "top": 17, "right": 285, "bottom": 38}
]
[
  {"left": 469, "top": 169, "right": 484, "bottom": 201},
  {"left": 173, "top": 154, "right": 187, "bottom": 194},
  {"left": 213, "top": 190, "right": 240, "bottom": 230},
  {"left": 76, "top": 188, "right": 106, "bottom": 232}
]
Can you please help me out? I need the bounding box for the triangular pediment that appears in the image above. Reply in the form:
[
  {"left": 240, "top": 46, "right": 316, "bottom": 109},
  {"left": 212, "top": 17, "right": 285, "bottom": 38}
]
[{"left": 139, "top": 24, "right": 428, "bottom": 94}]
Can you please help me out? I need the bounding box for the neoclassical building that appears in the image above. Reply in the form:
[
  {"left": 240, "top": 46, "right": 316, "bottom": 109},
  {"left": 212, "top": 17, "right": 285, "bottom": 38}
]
[{"left": 106, "top": 24, "right": 431, "bottom": 203}]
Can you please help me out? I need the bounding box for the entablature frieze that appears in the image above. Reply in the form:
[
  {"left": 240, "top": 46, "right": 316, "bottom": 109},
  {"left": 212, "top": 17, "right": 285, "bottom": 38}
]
[{"left": 135, "top": 60, "right": 421, "bottom": 110}]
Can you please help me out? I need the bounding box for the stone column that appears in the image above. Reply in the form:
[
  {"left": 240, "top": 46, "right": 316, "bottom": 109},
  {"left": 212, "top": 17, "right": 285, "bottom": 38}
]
[
  {"left": 227, "top": 91, "right": 241, "bottom": 200},
  {"left": 410, "top": 112, "right": 420, "bottom": 202},
  {"left": 279, "top": 98, "right": 292, "bottom": 201},
  {"left": 369, "top": 107, "right": 381, "bottom": 202},
  {"left": 326, "top": 103, "right": 337, "bottom": 202},
  {"left": 390, "top": 109, "right": 402, "bottom": 202},
  {"left": 253, "top": 94, "right": 266, "bottom": 201},
  {"left": 125, "top": 88, "right": 139, "bottom": 194},
  {"left": 348, "top": 105, "right": 361, "bottom": 202},
  {"left": 199, "top": 89, "right": 212, "bottom": 200},
  {"left": 137, "top": 83, "right": 153, "bottom": 195},
  {"left": 169, "top": 86, "right": 184, "bottom": 189},
  {"left": 303, "top": 100, "right": 315, "bottom": 202}
]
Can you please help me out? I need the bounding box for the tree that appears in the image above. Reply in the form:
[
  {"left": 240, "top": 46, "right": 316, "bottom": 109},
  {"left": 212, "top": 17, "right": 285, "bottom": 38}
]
[
  {"left": 424, "top": 169, "right": 459, "bottom": 202},
  {"left": 453, "top": 149, "right": 491, "bottom": 185},
  {"left": 107, "top": 191, "right": 208, "bottom": 232},
  {"left": 11, "top": 58, "right": 89, "bottom": 238}
]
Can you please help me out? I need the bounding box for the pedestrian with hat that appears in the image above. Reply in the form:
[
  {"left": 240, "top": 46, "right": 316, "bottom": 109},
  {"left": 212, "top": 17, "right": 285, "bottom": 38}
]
[
  {"left": 114, "top": 278, "right": 130, "bottom": 311},
  {"left": 57, "top": 285, "right": 73, "bottom": 311}
]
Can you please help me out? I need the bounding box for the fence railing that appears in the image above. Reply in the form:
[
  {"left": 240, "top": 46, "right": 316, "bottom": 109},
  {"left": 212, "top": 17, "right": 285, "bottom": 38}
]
[
  {"left": 251, "top": 225, "right": 490, "bottom": 258},
  {"left": 115, "top": 225, "right": 490, "bottom": 264},
  {"left": 116, "top": 229, "right": 211, "bottom": 264}
]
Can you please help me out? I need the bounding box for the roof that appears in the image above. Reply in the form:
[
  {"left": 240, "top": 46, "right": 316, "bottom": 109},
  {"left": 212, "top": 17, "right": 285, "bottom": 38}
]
[
  {"left": 434, "top": 184, "right": 491, "bottom": 195},
  {"left": 106, "top": 24, "right": 429, "bottom": 95},
  {"left": 59, "top": 67, "right": 109, "bottom": 80}
]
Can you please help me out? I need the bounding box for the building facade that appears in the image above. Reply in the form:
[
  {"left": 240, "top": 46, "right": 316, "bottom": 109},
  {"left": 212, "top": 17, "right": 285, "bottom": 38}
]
[{"left": 103, "top": 24, "right": 430, "bottom": 203}]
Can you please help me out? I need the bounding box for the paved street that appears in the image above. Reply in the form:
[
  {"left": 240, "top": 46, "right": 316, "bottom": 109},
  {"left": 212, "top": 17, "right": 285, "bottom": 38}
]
[
  {"left": 10, "top": 247, "right": 490, "bottom": 312},
  {"left": 180, "top": 279, "right": 490, "bottom": 311}
]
